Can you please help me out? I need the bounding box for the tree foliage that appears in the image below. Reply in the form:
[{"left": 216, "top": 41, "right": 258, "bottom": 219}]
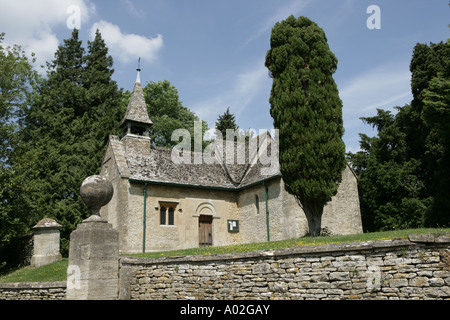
[
  {"left": 141, "top": 80, "right": 209, "bottom": 149},
  {"left": 12, "top": 29, "right": 123, "bottom": 253},
  {"left": 265, "top": 16, "right": 346, "bottom": 236},
  {"left": 348, "top": 40, "right": 450, "bottom": 231},
  {"left": 215, "top": 107, "right": 238, "bottom": 139},
  {"left": 0, "top": 33, "right": 40, "bottom": 243}
]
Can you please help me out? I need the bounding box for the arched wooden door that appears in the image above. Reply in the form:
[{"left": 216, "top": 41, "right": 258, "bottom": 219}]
[{"left": 199, "top": 215, "right": 213, "bottom": 247}]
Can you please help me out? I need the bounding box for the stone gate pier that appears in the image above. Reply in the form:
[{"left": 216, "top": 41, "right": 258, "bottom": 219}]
[
  {"left": 66, "top": 175, "right": 119, "bottom": 300},
  {"left": 30, "top": 218, "right": 62, "bottom": 267}
]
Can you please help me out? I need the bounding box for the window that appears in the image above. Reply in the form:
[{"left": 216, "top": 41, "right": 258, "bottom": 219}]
[
  {"left": 168, "top": 207, "right": 174, "bottom": 225},
  {"left": 255, "top": 195, "right": 260, "bottom": 215},
  {"left": 159, "top": 202, "right": 177, "bottom": 226},
  {"left": 160, "top": 206, "right": 166, "bottom": 225}
]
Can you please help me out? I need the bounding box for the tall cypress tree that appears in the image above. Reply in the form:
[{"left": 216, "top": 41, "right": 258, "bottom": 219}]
[{"left": 265, "top": 16, "right": 346, "bottom": 237}]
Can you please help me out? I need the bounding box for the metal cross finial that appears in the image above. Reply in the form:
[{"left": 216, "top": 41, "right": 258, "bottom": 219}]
[{"left": 137, "top": 57, "right": 141, "bottom": 71}]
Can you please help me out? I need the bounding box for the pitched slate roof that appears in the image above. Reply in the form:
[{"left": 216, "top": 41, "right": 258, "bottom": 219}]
[{"left": 108, "top": 133, "right": 280, "bottom": 190}]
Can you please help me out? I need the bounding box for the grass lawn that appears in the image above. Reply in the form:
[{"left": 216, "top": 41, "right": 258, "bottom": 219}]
[
  {"left": 1, "top": 228, "right": 448, "bottom": 283},
  {"left": 134, "top": 227, "right": 450, "bottom": 259},
  {"left": 0, "top": 258, "right": 68, "bottom": 283}
]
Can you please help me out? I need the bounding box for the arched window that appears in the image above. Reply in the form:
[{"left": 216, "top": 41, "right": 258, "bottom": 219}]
[
  {"left": 160, "top": 206, "right": 166, "bottom": 225},
  {"left": 255, "top": 195, "right": 260, "bottom": 215}
]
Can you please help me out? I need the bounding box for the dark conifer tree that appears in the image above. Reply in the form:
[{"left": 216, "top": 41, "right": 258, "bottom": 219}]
[
  {"left": 215, "top": 107, "right": 238, "bottom": 139},
  {"left": 265, "top": 16, "right": 346, "bottom": 236},
  {"left": 348, "top": 40, "right": 450, "bottom": 230},
  {"left": 18, "top": 29, "right": 123, "bottom": 253},
  {"left": 83, "top": 29, "right": 123, "bottom": 173}
]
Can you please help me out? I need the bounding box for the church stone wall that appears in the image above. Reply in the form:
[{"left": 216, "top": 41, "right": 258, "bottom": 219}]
[
  {"left": 101, "top": 166, "right": 362, "bottom": 254},
  {"left": 237, "top": 178, "right": 305, "bottom": 244},
  {"left": 322, "top": 165, "right": 363, "bottom": 235},
  {"left": 236, "top": 166, "right": 363, "bottom": 245},
  {"left": 237, "top": 183, "right": 270, "bottom": 244},
  {"left": 99, "top": 140, "right": 133, "bottom": 253},
  {"left": 274, "top": 165, "right": 363, "bottom": 238},
  {"left": 122, "top": 183, "right": 241, "bottom": 254}
]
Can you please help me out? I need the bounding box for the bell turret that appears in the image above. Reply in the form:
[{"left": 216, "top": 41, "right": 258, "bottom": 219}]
[{"left": 120, "top": 60, "right": 153, "bottom": 138}]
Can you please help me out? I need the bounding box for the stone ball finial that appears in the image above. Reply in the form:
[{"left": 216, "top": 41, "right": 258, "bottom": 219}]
[{"left": 80, "top": 175, "right": 113, "bottom": 216}]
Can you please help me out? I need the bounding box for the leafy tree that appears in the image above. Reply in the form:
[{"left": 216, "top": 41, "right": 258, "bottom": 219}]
[
  {"left": 0, "top": 33, "right": 40, "bottom": 243},
  {"left": 265, "top": 16, "right": 346, "bottom": 236},
  {"left": 141, "top": 80, "right": 209, "bottom": 149},
  {"left": 215, "top": 107, "right": 238, "bottom": 139}
]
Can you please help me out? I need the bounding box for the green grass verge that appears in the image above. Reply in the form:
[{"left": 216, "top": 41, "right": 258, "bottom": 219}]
[
  {"left": 0, "top": 258, "right": 68, "bottom": 283},
  {"left": 134, "top": 227, "right": 450, "bottom": 259},
  {"left": 1, "top": 228, "right": 448, "bottom": 283}
]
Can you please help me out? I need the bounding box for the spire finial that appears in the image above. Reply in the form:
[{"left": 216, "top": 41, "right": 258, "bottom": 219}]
[{"left": 136, "top": 57, "right": 141, "bottom": 84}]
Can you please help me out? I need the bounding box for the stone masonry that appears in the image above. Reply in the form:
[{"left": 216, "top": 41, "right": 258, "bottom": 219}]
[
  {"left": 121, "top": 234, "right": 450, "bottom": 300},
  {"left": 0, "top": 282, "right": 66, "bottom": 300},
  {"left": 1, "top": 233, "right": 449, "bottom": 300}
]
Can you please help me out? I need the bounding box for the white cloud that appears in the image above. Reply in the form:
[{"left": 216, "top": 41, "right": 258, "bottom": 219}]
[
  {"left": 90, "top": 20, "right": 163, "bottom": 64},
  {"left": 26, "top": 32, "right": 60, "bottom": 68},
  {"left": 0, "top": 0, "right": 95, "bottom": 68},
  {"left": 245, "top": 0, "right": 311, "bottom": 45}
]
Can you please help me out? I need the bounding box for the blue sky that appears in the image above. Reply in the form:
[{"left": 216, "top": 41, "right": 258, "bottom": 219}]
[{"left": 1, "top": 0, "right": 448, "bottom": 152}]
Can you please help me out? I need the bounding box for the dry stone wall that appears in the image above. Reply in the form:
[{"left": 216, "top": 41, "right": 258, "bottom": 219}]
[
  {"left": 1, "top": 234, "right": 449, "bottom": 300},
  {"left": 121, "top": 234, "right": 450, "bottom": 300},
  {"left": 0, "top": 281, "right": 66, "bottom": 300}
]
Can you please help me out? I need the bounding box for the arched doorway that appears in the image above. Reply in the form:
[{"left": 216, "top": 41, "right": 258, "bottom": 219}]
[{"left": 195, "top": 202, "right": 216, "bottom": 247}]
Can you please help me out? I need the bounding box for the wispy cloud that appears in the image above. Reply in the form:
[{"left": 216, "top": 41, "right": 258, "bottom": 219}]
[
  {"left": 122, "top": 0, "right": 145, "bottom": 17},
  {"left": 339, "top": 61, "right": 413, "bottom": 152},
  {"left": 90, "top": 20, "right": 163, "bottom": 64},
  {"left": 245, "top": 0, "right": 311, "bottom": 45},
  {"left": 339, "top": 62, "right": 412, "bottom": 128}
]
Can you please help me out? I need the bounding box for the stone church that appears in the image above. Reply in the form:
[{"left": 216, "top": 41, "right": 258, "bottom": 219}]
[{"left": 99, "top": 69, "right": 363, "bottom": 254}]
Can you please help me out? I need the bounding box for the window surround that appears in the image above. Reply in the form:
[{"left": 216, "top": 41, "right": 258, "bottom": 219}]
[{"left": 158, "top": 201, "right": 179, "bottom": 226}]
